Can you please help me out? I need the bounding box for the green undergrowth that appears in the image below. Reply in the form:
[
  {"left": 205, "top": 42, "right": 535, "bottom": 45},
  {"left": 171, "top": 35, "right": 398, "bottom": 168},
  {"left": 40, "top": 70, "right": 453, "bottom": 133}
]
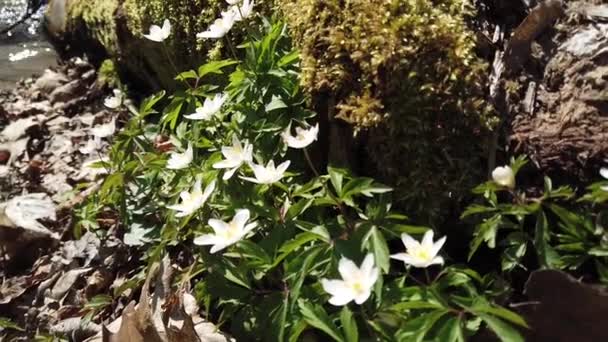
[{"left": 69, "top": 4, "right": 608, "bottom": 342}]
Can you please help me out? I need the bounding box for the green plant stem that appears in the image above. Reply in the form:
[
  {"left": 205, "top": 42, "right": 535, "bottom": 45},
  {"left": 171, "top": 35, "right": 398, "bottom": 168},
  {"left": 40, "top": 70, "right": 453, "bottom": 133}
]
[
  {"left": 225, "top": 36, "right": 239, "bottom": 60},
  {"left": 162, "top": 42, "right": 193, "bottom": 90}
]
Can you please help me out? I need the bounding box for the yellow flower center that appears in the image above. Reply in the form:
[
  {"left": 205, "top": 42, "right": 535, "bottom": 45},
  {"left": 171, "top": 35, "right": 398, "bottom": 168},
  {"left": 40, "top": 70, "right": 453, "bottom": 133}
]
[
  {"left": 412, "top": 248, "right": 431, "bottom": 261},
  {"left": 224, "top": 222, "right": 239, "bottom": 239},
  {"left": 350, "top": 281, "right": 365, "bottom": 295}
]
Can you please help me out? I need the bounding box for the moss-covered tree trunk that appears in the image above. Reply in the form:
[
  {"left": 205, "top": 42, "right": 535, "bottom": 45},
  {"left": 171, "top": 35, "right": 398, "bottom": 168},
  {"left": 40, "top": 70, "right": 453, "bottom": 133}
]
[{"left": 45, "top": 0, "right": 235, "bottom": 91}]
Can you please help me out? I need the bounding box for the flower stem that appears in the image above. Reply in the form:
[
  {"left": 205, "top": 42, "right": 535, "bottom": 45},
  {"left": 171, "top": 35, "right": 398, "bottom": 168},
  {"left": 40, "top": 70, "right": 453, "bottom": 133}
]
[
  {"left": 225, "top": 36, "right": 239, "bottom": 60},
  {"left": 162, "top": 42, "right": 193, "bottom": 90}
]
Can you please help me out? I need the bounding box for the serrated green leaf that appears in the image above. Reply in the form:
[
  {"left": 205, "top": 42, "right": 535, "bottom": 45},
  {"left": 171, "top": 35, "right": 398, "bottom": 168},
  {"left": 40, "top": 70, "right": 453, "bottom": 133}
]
[
  {"left": 298, "top": 301, "right": 345, "bottom": 342},
  {"left": 479, "top": 314, "right": 524, "bottom": 342},
  {"left": 198, "top": 59, "right": 238, "bottom": 78}
]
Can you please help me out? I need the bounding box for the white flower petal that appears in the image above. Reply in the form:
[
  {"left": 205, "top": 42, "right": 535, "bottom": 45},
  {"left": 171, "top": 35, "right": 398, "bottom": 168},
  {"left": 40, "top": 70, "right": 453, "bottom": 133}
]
[
  {"left": 600, "top": 168, "right": 608, "bottom": 180},
  {"left": 353, "top": 289, "right": 372, "bottom": 305},
  {"left": 400, "top": 233, "right": 420, "bottom": 251},
  {"left": 210, "top": 243, "right": 229, "bottom": 254},
  {"left": 193, "top": 234, "right": 220, "bottom": 246},
  {"left": 360, "top": 254, "right": 375, "bottom": 278},
  {"left": 492, "top": 166, "right": 515, "bottom": 188},
  {"left": 232, "top": 209, "right": 250, "bottom": 229},
  {"left": 338, "top": 257, "right": 360, "bottom": 283},
  {"left": 431, "top": 236, "right": 447, "bottom": 256},
  {"left": 422, "top": 230, "right": 435, "bottom": 249},
  {"left": 430, "top": 256, "right": 444, "bottom": 266},
  {"left": 222, "top": 167, "right": 239, "bottom": 180},
  {"left": 208, "top": 219, "right": 228, "bottom": 235},
  {"left": 390, "top": 253, "right": 415, "bottom": 264}
]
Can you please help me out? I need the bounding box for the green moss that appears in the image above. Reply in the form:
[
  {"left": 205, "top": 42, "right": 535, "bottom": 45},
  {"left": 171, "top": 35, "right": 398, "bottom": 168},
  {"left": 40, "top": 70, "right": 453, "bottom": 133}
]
[
  {"left": 278, "top": 0, "right": 497, "bottom": 223},
  {"left": 66, "top": 0, "right": 120, "bottom": 55},
  {"left": 97, "top": 59, "right": 120, "bottom": 88}
]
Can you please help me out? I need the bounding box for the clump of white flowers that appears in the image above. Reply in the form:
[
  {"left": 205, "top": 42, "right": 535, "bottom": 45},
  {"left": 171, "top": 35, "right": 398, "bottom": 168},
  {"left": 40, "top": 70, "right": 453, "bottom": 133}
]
[{"left": 197, "top": 0, "right": 255, "bottom": 39}]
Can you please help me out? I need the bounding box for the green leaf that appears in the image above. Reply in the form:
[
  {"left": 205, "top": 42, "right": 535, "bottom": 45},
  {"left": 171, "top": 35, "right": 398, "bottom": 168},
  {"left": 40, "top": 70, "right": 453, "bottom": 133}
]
[
  {"left": 197, "top": 59, "right": 238, "bottom": 78},
  {"left": 389, "top": 301, "right": 443, "bottom": 312},
  {"left": 298, "top": 300, "right": 345, "bottom": 342},
  {"left": 328, "top": 166, "right": 346, "bottom": 196},
  {"left": 340, "top": 306, "right": 359, "bottom": 342},
  {"left": 175, "top": 69, "right": 198, "bottom": 81},
  {"left": 288, "top": 320, "right": 308, "bottom": 342},
  {"left": 290, "top": 247, "right": 323, "bottom": 311},
  {"left": 479, "top": 314, "right": 524, "bottom": 342},
  {"left": 469, "top": 214, "right": 501, "bottom": 260},
  {"left": 278, "top": 294, "right": 289, "bottom": 342},
  {"left": 85, "top": 294, "right": 113, "bottom": 309},
  {"left": 534, "top": 210, "right": 560, "bottom": 269},
  {"left": 278, "top": 49, "right": 300, "bottom": 67},
  {"left": 285, "top": 198, "right": 314, "bottom": 221},
  {"left": 341, "top": 178, "right": 391, "bottom": 200},
  {"left": 363, "top": 226, "right": 390, "bottom": 273},
  {"left": 237, "top": 240, "right": 272, "bottom": 266},
  {"left": 509, "top": 155, "right": 528, "bottom": 174},
  {"left": 273, "top": 232, "right": 321, "bottom": 267},
  {"left": 435, "top": 316, "right": 465, "bottom": 342},
  {"left": 0, "top": 317, "right": 24, "bottom": 331},
  {"left": 223, "top": 263, "right": 251, "bottom": 289},
  {"left": 471, "top": 303, "right": 528, "bottom": 328},
  {"left": 461, "top": 204, "right": 497, "bottom": 218},
  {"left": 139, "top": 90, "right": 166, "bottom": 117},
  {"left": 265, "top": 95, "right": 288, "bottom": 112}
]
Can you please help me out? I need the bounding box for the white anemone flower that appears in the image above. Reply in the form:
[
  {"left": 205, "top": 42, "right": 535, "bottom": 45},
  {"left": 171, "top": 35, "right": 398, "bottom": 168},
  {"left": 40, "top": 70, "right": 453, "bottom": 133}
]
[
  {"left": 228, "top": 0, "right": 255, "bottom": 21},
  {"left": 282, "top": 123, "right": 319, "bottom": 149},
  {"left": 184, "top": 93, "right": 227, "bottom": 120},
  {"left": 240, "top": 160, "right": 290, "bottom": 184},
  {"left": 193, "top": 209, "right": 257, "bottom": 254},
  {"left": 91, "top": 118, "right": 116, "bottom": 139},
  {"left": 104, "top": 89, "right": 123, "bottom": 109},
  {"left": 167, "top": 179, "right": 216, "bottom": 217},
  {"left": 491, "top": 165, "right": 515, "bottom": 189},
  {"left": 166, "top": 143, "right": 193, "bottom": 170},
  {"left": 226, "top": 0, "right": 241, "bottom": 4},
  {"left": 321, "top": 254, "right": 379, "bottom": 306},
  {"left": 600, "top": 168, "right": 608, "bottom": 191},
  {"left": 213, "top": 136, "right": 253, "bottom": 180},
  {"left": 143, "top": 19, "right": 171, "bottom": 42},
  {"left": 196, "top": 12, "right": 236, "bottom": 39},
  {"left": 390, "top": 230, "right": 446, "bottom": 268}
]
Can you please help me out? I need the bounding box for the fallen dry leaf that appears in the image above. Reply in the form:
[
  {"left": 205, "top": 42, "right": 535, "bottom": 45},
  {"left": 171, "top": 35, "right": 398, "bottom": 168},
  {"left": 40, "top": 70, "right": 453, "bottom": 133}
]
[{"left": 0, "top": 193, "right": 58, "bottom": 239}]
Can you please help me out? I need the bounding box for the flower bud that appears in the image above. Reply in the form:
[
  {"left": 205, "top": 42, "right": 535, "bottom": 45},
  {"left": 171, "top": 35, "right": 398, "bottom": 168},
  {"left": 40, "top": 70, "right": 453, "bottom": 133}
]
[{"left": 492, "top": 166, "right": 515, "bottom": 188}]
